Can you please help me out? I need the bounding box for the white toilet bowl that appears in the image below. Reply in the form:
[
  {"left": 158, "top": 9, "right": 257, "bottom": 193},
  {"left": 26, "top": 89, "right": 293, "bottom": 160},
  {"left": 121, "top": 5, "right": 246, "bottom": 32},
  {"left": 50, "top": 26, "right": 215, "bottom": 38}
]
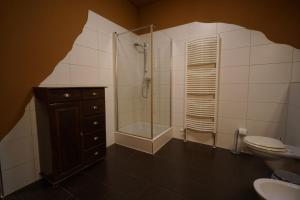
[{"left": 254, "top": 178, "right": 300, "bottom": 200}]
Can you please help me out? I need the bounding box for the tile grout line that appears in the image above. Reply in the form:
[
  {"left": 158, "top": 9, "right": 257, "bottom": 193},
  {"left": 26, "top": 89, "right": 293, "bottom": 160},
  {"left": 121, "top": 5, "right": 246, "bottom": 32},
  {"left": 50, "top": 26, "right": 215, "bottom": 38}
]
[
  {"left": 245, "top": 31, "right": 252, "bottom": 130},
  {"left": 283, "top": 48, "right": 295, "bottom": 142},
  {"left": 28, "top": 104, "right": 39, "bottom": 181},
  {"left": 60, "top": 185, "right": 77, "bottom": 200}
]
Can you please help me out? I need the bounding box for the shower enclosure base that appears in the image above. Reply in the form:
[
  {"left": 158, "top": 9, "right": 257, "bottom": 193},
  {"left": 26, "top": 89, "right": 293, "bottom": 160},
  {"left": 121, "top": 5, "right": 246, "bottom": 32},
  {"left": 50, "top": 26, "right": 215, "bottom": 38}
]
[
  {"left": 114, "top": 127, "right": 173, "bottom": 154},
  {"left": 119, "top": 122, "right": 169, "bottom": 138}
]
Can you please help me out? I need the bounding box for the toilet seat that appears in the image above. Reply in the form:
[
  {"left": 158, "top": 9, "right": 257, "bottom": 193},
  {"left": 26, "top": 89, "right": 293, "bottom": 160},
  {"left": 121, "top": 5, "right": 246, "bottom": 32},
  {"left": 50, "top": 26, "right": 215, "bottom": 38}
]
[
  {"left": 244, "top": 136, "right": 286, "bottom": 149},
  {"left": 244, "top": 140, "right": 287, "bottom": 152},
  {"left": 244, "top": 136, "right": 300, "bottom": 159}
]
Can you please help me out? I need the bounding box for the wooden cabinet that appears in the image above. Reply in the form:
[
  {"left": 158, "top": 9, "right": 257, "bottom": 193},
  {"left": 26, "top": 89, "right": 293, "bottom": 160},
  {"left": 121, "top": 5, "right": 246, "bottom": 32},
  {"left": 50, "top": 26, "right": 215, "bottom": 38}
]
[{"left": 34, "top": 87, "right": 106, "bottom": 184}]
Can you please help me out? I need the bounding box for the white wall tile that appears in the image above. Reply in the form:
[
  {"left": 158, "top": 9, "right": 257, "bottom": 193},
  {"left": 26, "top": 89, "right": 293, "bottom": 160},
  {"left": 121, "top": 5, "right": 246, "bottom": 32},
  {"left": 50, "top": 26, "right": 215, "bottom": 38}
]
[
  {"left": 105, "top": 86, "right": 114, "bottom": 101},
  {"left": 172, "top": 112, "right": 184, "bottom": 127},
  {"left": 75, "top": 27, "right": 98, "bottom": 49},
  {"left": 99, "top": 69, "right": 113, "bottom": 86},
  {"left": 173, "top": 40, "right": 185, "bottom": 56},
  {"left": 217, "top": 117, "right": 246, "bottom": 134},
  {"left": 286, "top": 105, "right": 300, "bottom": 146},
  {"left": 247, "top": 120, "right": 285, "bottom": 139},
  {"left": 154, "top": 30, "right": 171, "bottom": 45},
  {"left": 247, "top": 102, "right": 287, "bottom": 122},
  {"left": 219, "top": 84, "right": 248, "bottom": 102},
  {"left": 220, "top": 29, "right": 250, "bottom": 49},
  {"left": 172, "top": 99, "right": 184, "bottom": 114},
  {"left": 219, "top": 66, "right": 249, "bottom": 83},
  {"left": 248, "top": 83, "right": 289, "bottom": 103},
  {"left": 159, "top": 71, "right": 171, "bottom": 85},
  {"left": 189, "top": 22, "right": 217, "bottom": 37},
  {"left": 2, "top": 161, "right": 37, "bottom": 195},
  {"left": 173, "top": 70, "right": 184, "bottom": 85},
  {"left": 293, "top": 48, "right": 300, "bottom": 62},
  {"left": 218, "top": 101, "right": 247, "bottom": 119},
  {"left": 99, "top": 32, "right": 113, "bottom": 53},
  {"left": 3, "top": 110, "right": 31, "bottom": 142},
  {"left": 164, "top": 23, "right": 193, "bottom": 41},
  {"left": 221, "top": 47, "right": 250, "bottom": 67},
  {"left": 291, "top": 62, "right": 300, "bottom": 82},
  {"left": 173, "top": 55, "right": 185, "bottom": 70},
  {"left": 251, "top": 31, "right": 273, "bottom": 46},
  {"left": 250, "top": 44, "right": 293, "bottom": 65},
  {"left": 288, "top": 83, "right": 300, "bottom": 106},
  {"left": 216, "top": 134, "right": 234, "bottom": 150},
  {"left": 172, "top": 126, "right": 184, "bottom": 139},
  {"left": 85, "top": 11, "right": 104, "bottom": 31},
  {"left": 172, "top": 85, "right": 184, "bottom": 99},
  {"left": 40, "top": 63, "right": 70, "bottom": 86},
  {"left": 217, "top": 23, "right": 244, "bottom": 33},
  {"left": 0, "top": 137, "right": 34, "bottom": 170},
  {"left": 70, "top": 45, "right": 98, "bottom": 67},
  {"left": 99, "top": 51, "right": 113, "bottom": 68},
  {"left": 70, "top": 65, "right": 101, "bottom": 85},
  {"left": 249, "top": 63, "right": 292, "bottom": 83}
]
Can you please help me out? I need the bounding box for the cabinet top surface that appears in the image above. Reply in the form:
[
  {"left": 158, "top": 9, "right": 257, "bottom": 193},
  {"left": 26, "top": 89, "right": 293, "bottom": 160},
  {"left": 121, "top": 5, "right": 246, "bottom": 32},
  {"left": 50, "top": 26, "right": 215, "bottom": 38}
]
[{"left": 34, "top": 86, "right": 107, "bottom": 89}]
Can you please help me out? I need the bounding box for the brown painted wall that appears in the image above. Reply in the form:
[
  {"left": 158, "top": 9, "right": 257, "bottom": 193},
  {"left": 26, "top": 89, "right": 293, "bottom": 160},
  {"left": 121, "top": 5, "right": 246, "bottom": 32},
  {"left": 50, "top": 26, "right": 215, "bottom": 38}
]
[
  {"left": 1, "top": 0, "right": 300, "bottom": 141},
  {"left": 138, "top": 0, "right": 300, "bottom": 48},
  {"left": 0, "top": 0, "right": 138, "bottom": 140}
]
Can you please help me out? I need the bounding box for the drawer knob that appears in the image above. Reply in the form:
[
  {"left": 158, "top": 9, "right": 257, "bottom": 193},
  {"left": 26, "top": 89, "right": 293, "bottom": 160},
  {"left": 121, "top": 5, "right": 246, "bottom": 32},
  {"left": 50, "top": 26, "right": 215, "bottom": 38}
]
[
  {"left": 92, "top": 105, "right": 98, "bottom": 110},
  {"left": 92, "top": 92, "right": 97, "bottom": 96},
  {"left": 93, "top": 136, "right": 99, "bottom": 141},
  {"left": 93, "top": 121, "right": 99, "bottom": 125},
  {"left": 64, "top": 93, "right": 70, "bottom": 98},
  {"left": 94, "top": 151, "right": 99, "bottom": 156}
]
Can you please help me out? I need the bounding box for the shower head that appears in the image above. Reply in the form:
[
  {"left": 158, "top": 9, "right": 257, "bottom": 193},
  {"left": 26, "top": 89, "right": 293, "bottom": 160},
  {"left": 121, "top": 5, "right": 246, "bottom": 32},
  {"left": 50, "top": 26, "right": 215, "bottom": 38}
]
[
  {"left": 134, "top": 42, "right": 144, "bottom": 48},
  {"left": 133, "top": 42, "right": 148, "bottom": 52}
]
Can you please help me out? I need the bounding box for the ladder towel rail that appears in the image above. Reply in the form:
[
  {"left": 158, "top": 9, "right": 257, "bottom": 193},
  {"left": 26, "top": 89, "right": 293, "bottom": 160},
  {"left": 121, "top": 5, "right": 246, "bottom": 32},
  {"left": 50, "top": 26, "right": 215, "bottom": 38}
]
[{"left": 184, "top": 36, "right": 220, "bottom": 148}]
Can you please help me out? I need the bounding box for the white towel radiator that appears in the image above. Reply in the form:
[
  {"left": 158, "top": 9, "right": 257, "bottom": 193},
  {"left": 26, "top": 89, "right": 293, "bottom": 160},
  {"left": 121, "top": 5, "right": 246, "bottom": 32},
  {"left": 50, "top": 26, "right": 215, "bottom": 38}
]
[{"left": 184, "top": 36, "right": 220, "bottom": 147}]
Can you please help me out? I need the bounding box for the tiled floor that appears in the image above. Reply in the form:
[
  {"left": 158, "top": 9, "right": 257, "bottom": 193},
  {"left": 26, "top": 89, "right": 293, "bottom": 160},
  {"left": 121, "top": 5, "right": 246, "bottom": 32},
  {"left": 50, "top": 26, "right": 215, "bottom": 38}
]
[{"left": 5, "top": 139, "right": 271, "bottom": 200}]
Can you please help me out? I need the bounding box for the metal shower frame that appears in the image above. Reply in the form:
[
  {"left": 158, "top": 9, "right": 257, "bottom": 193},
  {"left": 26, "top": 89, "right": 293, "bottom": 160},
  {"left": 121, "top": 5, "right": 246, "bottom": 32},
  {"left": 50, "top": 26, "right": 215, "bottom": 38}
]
[{"left": 113, "top": 24, "right": 173, "bottom": 140}]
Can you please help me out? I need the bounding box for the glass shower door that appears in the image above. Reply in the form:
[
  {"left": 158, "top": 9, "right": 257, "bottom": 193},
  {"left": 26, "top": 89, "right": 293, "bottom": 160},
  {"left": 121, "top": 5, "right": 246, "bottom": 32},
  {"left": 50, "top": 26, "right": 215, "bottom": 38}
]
[
  {"left": 115, "top": 26, "right": 152, "bottom": 139},
  {"left": 152, "top": 31, "right": 172, "bottom": 138}
]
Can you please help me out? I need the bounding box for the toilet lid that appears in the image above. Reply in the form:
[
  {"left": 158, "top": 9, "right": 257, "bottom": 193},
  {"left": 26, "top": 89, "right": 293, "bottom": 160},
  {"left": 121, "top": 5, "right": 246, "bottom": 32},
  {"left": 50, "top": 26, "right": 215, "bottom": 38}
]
[
  {"left": 244, "top": 136, "right": 286, "bottom": 149},
  {"left": 244, "top": 140, "right": 287, "bottom": 152}
]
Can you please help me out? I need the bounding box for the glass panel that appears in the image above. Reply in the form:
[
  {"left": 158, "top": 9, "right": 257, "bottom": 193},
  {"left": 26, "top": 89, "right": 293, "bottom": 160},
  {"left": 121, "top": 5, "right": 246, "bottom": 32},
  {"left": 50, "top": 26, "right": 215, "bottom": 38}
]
[
  {"left": 116, "top": 27, "right": 152, "bottom": 139},
  {"left": 153, "top": 31, "right": 172, "bottom": 137}
]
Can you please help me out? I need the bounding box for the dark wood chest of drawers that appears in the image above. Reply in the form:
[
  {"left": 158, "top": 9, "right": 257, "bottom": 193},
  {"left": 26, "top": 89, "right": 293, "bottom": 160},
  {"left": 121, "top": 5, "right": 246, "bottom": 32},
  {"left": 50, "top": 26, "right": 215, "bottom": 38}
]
[{"left": 33, "top": 87, "right": 106, "bottom": 184}]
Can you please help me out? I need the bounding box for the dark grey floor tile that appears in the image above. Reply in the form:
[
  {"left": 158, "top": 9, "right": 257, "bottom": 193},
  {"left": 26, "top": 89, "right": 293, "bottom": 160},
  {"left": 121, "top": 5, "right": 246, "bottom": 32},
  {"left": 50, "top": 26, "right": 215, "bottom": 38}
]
[
  {"left": 5, "top": 179, "right": 71, "bottom": 200},
  {"left": 6, "top": 139, "right": 271, "bottom": 200}
]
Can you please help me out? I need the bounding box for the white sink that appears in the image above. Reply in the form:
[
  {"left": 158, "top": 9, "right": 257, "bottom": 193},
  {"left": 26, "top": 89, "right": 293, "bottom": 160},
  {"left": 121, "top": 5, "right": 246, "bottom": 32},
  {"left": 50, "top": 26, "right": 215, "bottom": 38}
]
[{"left": 254, "top": 178, "right": 300, "bottom": 200}]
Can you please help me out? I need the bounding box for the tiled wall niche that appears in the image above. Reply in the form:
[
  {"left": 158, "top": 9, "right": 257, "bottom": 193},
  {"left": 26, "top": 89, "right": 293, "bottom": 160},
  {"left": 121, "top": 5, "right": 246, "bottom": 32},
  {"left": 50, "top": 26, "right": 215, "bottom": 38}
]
[{"left": 166, "top": 22, "right": 300, "bottom": 150}]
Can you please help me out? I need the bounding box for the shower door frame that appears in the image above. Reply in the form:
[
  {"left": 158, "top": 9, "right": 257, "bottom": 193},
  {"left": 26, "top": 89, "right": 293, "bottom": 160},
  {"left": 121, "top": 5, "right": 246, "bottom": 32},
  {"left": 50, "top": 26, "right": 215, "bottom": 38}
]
[{"left": 113, "top": 25, "right": 155, "bottom": 139}]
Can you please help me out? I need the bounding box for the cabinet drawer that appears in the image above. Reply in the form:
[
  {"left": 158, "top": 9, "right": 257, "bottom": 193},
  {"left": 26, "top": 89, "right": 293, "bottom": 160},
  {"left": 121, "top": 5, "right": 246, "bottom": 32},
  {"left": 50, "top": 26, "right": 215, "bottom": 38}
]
[
  {"left": 49, "top": 89, "right": 81, "bottom": 103},
  {"left": 83, "top": 145, "right": 105, "bottom": 164},
  {"left": 82, "top": 131, "right": 105, "bottom": 149},
  {"left": 82, "top": 115, "right": 105, "bottom": 133},
  {"left": 82, "top": 100, "right": 105, "bottom": 116},
  {"left": 83, "top": 88, "right": 104, "bottom": 100}
]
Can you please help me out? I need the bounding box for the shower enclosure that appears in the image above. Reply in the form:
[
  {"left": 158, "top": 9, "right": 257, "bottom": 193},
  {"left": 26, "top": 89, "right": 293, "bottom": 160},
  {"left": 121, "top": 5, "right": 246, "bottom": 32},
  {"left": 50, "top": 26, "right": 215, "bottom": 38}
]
[{"left": 114, "top": 25, "right": 172, "bottom": 153}]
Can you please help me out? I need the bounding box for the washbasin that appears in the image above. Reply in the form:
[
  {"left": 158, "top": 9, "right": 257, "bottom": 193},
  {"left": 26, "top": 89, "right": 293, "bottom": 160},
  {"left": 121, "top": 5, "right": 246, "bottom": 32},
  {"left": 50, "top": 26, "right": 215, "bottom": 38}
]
[{"left": 254, "top": 178, "right": 300, "bottom": 200}]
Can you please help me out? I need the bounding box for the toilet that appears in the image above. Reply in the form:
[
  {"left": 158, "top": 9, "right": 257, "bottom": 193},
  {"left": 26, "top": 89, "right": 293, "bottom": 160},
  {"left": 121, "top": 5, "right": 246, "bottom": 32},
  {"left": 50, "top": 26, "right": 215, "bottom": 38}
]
[{"left": 244, "top": 136, "right": 300, "bottom": 160}]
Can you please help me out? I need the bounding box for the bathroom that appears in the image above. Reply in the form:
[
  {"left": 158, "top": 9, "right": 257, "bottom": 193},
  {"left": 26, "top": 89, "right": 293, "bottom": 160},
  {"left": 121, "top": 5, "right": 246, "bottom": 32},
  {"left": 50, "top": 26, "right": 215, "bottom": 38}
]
[{"left": 1, "top": 0, "right": 300, "bottom": 199}]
